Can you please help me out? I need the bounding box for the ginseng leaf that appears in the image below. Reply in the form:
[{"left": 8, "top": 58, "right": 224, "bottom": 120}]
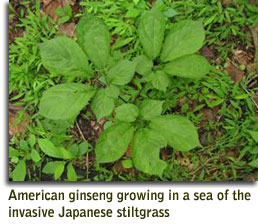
[
  {"left": 132, "top": 128, "right": 167, "bottom": 176},
  {"left": 40, "top": 36, "right": 92, "bottom": 78},
  {"left": 138, "top": 7, "right": 166, "bottom": 60},
  {"left": 115, "top": 104, "right": 139, "bottom": 122},
  {"left": 161, "top": 20, "right": 205, "bottom": 62},
  {"left": 134, "top": 54, "right": 153, "bottom": 76},
  {"left": 150, "top": 115, "right": 201, "bottom": 151},
  {"left": 106, "top": 59, "right": 136, "bottom": 85},
  {"left": 164, "top": 54, "right": 211, "bottom": 79},
  {"left": 139, "top": 99, "right": 163, "bottom": 120},
  {"left": 96, "top": 122, "right": 135, "bottom": 163},
  {"left": 76, "top": 15, "right": 111, "bottom": 70},
  {"left": 151, "top": 70, "right": 170, "bottom": 92},
  {"left": 39, "top": 83, "right": 95, "bottom": 120},
  {"left": 91, "top": 88, "right": 115, "bottom": 121}
]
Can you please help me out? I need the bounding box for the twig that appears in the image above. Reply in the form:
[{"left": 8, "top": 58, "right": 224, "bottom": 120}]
[{"left": 76, "top": 121, "right": 89, "bottom": 179}]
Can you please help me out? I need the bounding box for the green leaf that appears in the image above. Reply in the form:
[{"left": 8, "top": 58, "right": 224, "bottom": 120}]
[
  {"left": 107, "top": 59, "right": 136, "bottom": 85},
  {"left": 248, "top": 130, "right": 258, "bottom": 143},
  {"left": 91, "top": 88, "right": 115, "bottom": 121},
  {"left": 105, "top": 85, "right": 120, "bottom": 98},
  {"left": 28, "top": 134, "right": 36, "bottom": 147},
  {"left": 40, "top": 36, "right": 92, "bottom": 78},
  {"left": 30, "top": 149, "right": 41, "bottom": 163},
  {"left": 134, "top": 55, "right": 153, "bottom": 76},
  {"left": 12, "top": 160, "right": 26, "bottom": 181},
  {"left": 138, "top": 7, "right": 165, "bottom": 60},
  {"left": 141, "top": 71, "right": 155, "bottom": 82},
  {"left": 125, "top": 8, "right": 140, "bottom": 18},
  {"left": 112, "top": 37, "right": 135, "bottom": 50},
  {"left": 68, "top": 144, "right": 79, "bottom": 156},
  {"left": 164, "top": 54, "right": 210, "bottom": 79},
  {"left": 249, "top": 158, "right": 258, "bottom": 168},
  {"left": 55, "top": 5, "right": 72, "bottom": 24},
  {"left": 9, "top": 147, "right": 20, "bottom": 158},
  {"left": 76, "top": 15, "right": 111, "bottom": 70},
  {"left": 131, "top": 128, "right": 167, "bottom": 176},
  {"left": 121, "top": 159, "right": 133, "bottom": 169},
  {"left": 161, "top": 20, "right": 205, "bottom": 62},
  {"left": 54, "top": 163, "right": 65, "bottom": 180},
  {"left": 78, "top": 141, "right": 91, "bottom": 156},
  {"left": 38, "top": 139, "right": 74, "bottom": 159},
  {"left": 96, "top": 122, "right": 135, "bottom": 163},
  {"left": 152, "top": 70, "right": 170, "bottom": 92},
  {"left": 39, "top": 83, "right": 95, "bottom": 120},
  {"left": 153, "top": 0, "right": 166, "bottom": 12},
  {"left": 42, "top": 161, "right": 65, "bottom": 174},
  {"left": 139, "top": 99, "right": 163, "bottom": 120},
  {"left": 149, "top": 115, "right": 201, "bottom": 151},
  {"left": 163, "top": 8, "right": 177, "bottom": 18},
  {"left": 115, "top": 104, "right": 139, "bottom": 122},
  {"left": 67, "top": 162, "right": 78, "bottom": 181}
]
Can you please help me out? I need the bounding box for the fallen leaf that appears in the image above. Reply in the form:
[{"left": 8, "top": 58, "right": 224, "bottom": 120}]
[
  {"left": 202, "top": 108, "right": 216, "bottom": 122},
  {"left": 42, "top": 0, "right": 53, "bottom": 6},
  {"left": 220, "top": 0, "right": 232, "bottom": 6},
  {"left": 233, "top": 49, "right": 249, "bottom": 65},
  {"left": 9, "top": 111, "right": 29, "bottom": 137},
  {"left": 249, "top": 0, "right": 258, "bottom": 6},
  {"left": 59, "top": 22, "right": 75, "bottom": 38},
  {"left": 225, "top": 64, "right": 245, "bottom": 83},
  {"left": 247, "top": 63, "right": 257, "bottom": 72},
  {"left": 201, "top": 46, "right": 215, "bottom": 60},
  {"left": 200, "top": 131, "right": 208, "bottom": 146},
  {"left": 43, "top": 0, "right": 74, "bottom": 21},
  {"left": 91, "top": 118, "right": 108, "bottom": 137},
  {"left": 178, "top": 97, "right": 186, "bottom": 107},
  {"left": 176, "top": 157, "right": 194, "bottom": 171}
]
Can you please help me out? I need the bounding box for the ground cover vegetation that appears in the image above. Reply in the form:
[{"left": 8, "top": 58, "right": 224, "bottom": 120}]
[{"left": 9, "top": 0, "right": 258, "bottom": 181}]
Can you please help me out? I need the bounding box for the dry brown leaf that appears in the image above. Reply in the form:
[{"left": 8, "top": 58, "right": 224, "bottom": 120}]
[
  {"left": 42, "top": 0, "right": 53, "bottom": 6},
  {"left": 59, "top": 22, "right": 75, "bottom": 38},
  {"left": 91, "top": 118, "right": 108, "bottom": 137},
  {"left": 202, "top": 108, "right": 216, "bottom": 122},
  {"left": 43, "top": 0, "right": 74, "bottom": 21},
  {"left": 249, "top": 0, "right": 258, "bottom": 6},
  {"left": 178, "top": 97, "right": 186, "bottom": 107},
  {"left": 225, "top": 64, "right": 245, "bottom": 83},
  {"left": 9, "top": 112, "right": 29, "bottom": 137},
  {"left": 176, "top": 157, "right": 194, "bottom": 171},
  {"left": 233, "top": 49, "right": 250, "bottom": 65},
  {"left": 220, "top": 0, "right": 232, "bottom": 6},
  {"left": 201, "top": 46, "right": 215, "bottom": 60}
]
